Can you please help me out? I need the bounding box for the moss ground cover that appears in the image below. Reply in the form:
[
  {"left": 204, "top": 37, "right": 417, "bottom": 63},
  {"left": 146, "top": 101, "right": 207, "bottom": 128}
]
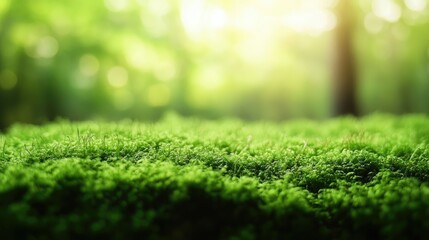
[{"left": 1, "top": 114, "right": 429, "bottom": 239}]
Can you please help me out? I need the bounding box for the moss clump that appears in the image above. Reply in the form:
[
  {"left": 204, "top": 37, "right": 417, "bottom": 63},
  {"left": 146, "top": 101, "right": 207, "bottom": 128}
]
[{"left": 1, "top": 114, "right": 429, "bottom": 239}]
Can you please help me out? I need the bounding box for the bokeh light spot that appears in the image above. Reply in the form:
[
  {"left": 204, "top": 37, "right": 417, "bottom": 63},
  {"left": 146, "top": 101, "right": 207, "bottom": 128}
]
[
  {"left": 364, "top": 13, "right": 384, "bottom": 34},
  {"left": 180, "top": 0, "right": 205, "bottom": 39},
  {"left": 79, "top": 54, "right": 100, "bottom": 77},
  {"left": 26, "top": 36, "right": 59, "bottom": 59},
  {"left": 105, "top": 0, "right": 130, "bottom": 12},
  {"left": 405, "top": 0, "right": 427, "bottom": 12},
  {"left": 372, "top": 0, "right": 401, "bottom": 23},
  {"left": 125, "top": 40, "right": 157, "bottom": 71},
  {"left": 140, "top": 12, "right": 168, "bottom": 38},
  {"left": 147, "top": 84, "right": 171, "bottom": 107},
  {"left": 154, "top": 61, "right": 178, "bottom": 82},
  {"left": 145, "top": 0, "right": 171, "bottom": 17},
  {"left": 73, "top": 76, "right": 96, "bottom": 89},
  {"left": 107, "top": 66, "right": 129, "bottom": 88},
  {"left": 195, "top": 66, "right": 224, "bottom": 90}
]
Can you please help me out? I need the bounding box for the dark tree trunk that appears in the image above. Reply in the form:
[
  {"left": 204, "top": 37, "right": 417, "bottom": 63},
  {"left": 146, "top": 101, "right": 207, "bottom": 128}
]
[{"left": 333, "top": 0, "right": 358, "bottom": 116}]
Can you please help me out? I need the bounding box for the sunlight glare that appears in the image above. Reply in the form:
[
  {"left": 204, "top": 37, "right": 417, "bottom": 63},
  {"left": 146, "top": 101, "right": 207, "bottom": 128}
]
[
  {"left": 405, "top": 0, "right": 427, "bottom": 12},
  {"left": 180, "top": 1, "right": 229, "bottom": 40},
  {"left": 282, "top": 9, "right": 336, "bottom": 35},
  {"left": 233, "top": 7, "right": 261, "bottom": 31},
  {"left": 372, "top": 0, "right": 401, "bottom": 22},
  {"left": 238, "top": 37, "right": 272, "bottom": 65},
  {"left": 194, "top": 66, "right": 224, "bottom": 90},
  {"left": 208, "top": 7, "right": 228, "bottom": 29},
  {"left": 180, "top": 0, "right": 205, "bottom": 39},
  {"left": 180, "top": 0, "right": 338, "bottom": 39}
]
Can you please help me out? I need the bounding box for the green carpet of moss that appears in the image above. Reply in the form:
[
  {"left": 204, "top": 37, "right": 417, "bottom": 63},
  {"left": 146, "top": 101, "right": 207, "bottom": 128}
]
[{"left": 1, "top": 114, "right": 429, "bottom": 239}]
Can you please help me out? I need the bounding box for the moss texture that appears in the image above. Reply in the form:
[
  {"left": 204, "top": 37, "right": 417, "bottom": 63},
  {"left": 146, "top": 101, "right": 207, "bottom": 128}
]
[{"left": 1, "top": 114, "right": 429, "bottom": 239}]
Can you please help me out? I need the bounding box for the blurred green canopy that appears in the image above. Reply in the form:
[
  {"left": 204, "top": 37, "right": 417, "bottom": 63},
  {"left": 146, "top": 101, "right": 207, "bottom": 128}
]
[{"left": 0, "top": 0, "right": 428, "bottom": 128}]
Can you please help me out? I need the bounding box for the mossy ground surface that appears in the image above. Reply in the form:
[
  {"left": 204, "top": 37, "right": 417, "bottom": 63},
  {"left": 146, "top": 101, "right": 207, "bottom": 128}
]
[{"left": 1, "top": 114, "right": 429, "bottom": 239}]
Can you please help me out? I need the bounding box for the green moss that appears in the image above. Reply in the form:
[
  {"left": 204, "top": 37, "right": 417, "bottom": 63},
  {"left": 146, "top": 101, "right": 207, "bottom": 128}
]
[{"left": 1, "top": 114, "right": 429, "bottom": 239}]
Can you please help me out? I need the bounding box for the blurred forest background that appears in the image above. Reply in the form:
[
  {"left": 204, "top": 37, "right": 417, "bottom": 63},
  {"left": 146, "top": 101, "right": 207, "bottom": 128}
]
[{"left": 0, "top": 0, "right": 428, "bottom": 129}]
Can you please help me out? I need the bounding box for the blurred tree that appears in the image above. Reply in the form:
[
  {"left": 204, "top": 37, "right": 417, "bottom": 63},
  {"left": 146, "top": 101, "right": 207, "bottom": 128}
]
[{"left": 333, "top": 0, "right": 358, "bottom": 116}]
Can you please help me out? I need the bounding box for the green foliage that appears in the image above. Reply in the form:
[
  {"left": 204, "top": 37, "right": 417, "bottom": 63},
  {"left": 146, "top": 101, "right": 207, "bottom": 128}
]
[
  {"left": 1, "top": 114, "right": 429, "bottom": 239},
  {"left": 1, "top": 0, "right": 429, "bottom": 128}
]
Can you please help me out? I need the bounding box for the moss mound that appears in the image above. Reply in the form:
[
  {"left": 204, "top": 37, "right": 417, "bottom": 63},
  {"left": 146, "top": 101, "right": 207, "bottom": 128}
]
[{"left": 1, "top": 114, "right": 429, "bottom": 239}]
